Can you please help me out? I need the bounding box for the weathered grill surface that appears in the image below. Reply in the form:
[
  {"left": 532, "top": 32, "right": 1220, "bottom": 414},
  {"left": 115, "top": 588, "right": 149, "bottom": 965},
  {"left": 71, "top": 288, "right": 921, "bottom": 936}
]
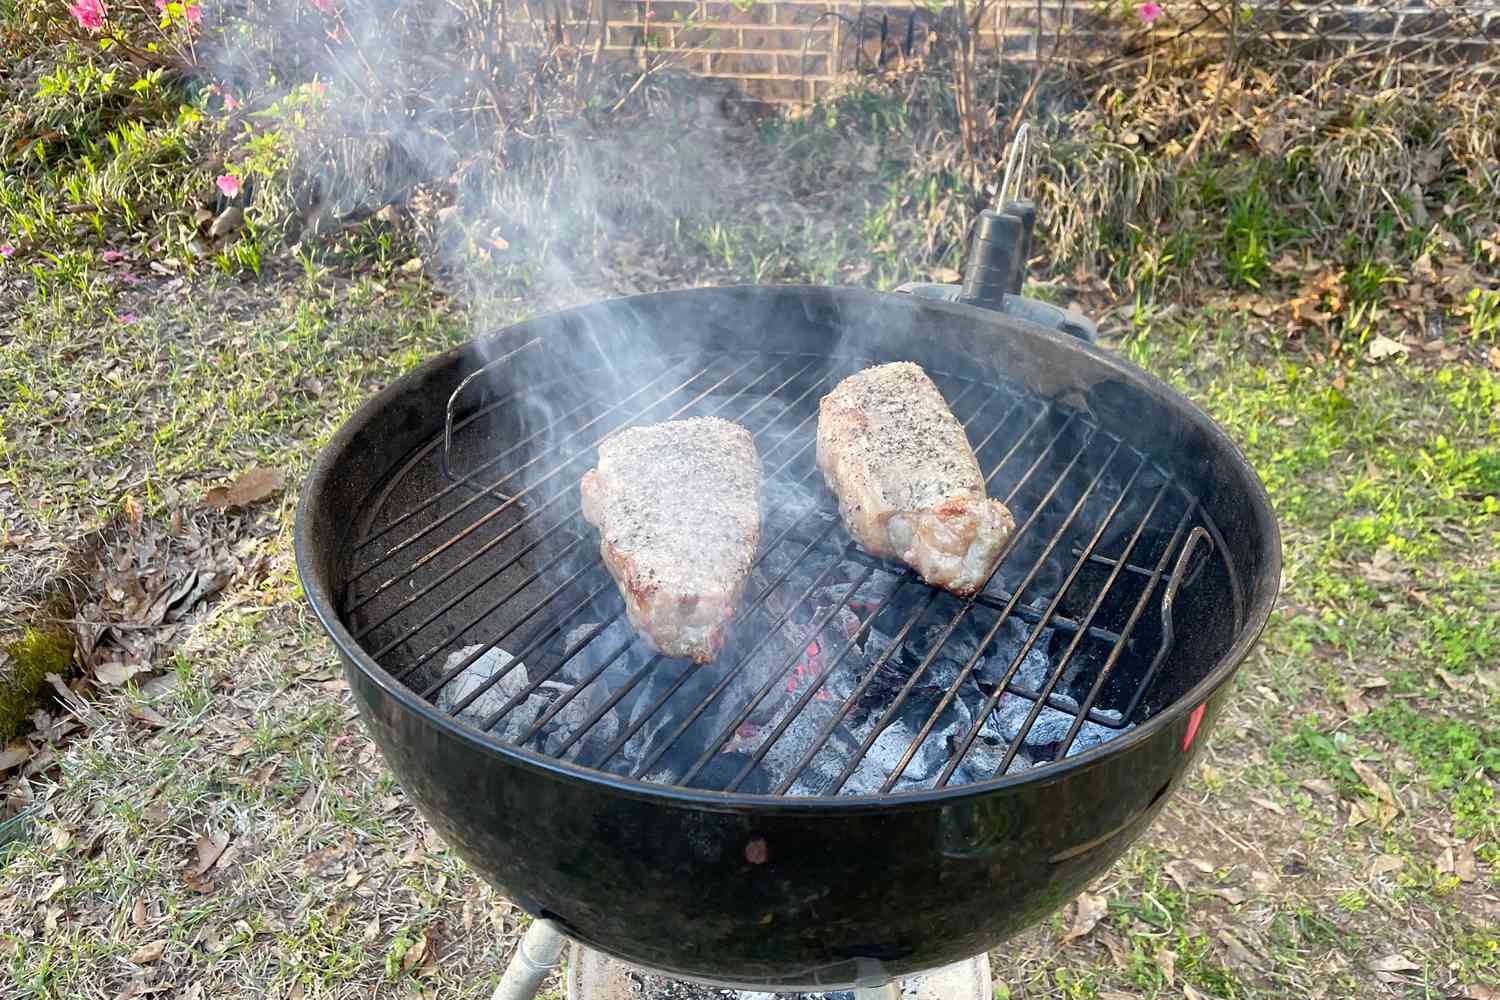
[{"left": 339, "top": 349, "right": 1240, "bottom": 798}]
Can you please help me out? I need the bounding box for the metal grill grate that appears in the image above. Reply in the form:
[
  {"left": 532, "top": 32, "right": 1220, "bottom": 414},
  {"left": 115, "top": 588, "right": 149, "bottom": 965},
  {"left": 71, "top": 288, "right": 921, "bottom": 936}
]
[{"left": 340, "top": 348, "right": 1239, "bottom": 798}]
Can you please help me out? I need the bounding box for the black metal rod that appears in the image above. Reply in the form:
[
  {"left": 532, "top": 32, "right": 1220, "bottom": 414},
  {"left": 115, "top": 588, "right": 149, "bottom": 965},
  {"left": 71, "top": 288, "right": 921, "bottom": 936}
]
[
  {"left": 370, "top": 533, "right": 586, "bottom": 661},
  {"left": 1111, "top": 516, "right": 1204, "bottom": 725},
  {"left": 825, "top": 416, "right": 1094, "bottom": 795},
  {"left": 355, "top": 358, "right": 825, "bottom": 641},
  {"left": 1053, "top": 500, "right": 1192, "bottom": 760},
  {"left": 680, "top": 561, "right": 879, "bottom": 785},
  {"left": 878, "top": 440, "right": 1128, "bottom": 793},
  {"left": 346, "top": 354, "right": 766, "bottom": 612},
  {"left": 350, "top": 359, "right": 703, "bottom": 570},
  {"left": 726, "top": 575, "right": 913, "bottom": 792},
  {"left": 631, "top": 520, "right": 847, "bottom": 780},
  {"left": 354, "top": 371, "right": 632, "bottom": 553},
  {"left": 937, "top": 460, "right": 1161, "bottom": 785},
  {"left": 772, "top": 401, "right": 1074, "bottom": 795}
]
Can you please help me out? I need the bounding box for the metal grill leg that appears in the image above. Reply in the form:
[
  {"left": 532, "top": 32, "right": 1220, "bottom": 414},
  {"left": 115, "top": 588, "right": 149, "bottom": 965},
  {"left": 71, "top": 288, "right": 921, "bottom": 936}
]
[
  {"left": 854, "top": 985, "right": 901, "bottom": 1000},
  {"left": 491, "top": 919, "right": 567, "bottom": 1000}
]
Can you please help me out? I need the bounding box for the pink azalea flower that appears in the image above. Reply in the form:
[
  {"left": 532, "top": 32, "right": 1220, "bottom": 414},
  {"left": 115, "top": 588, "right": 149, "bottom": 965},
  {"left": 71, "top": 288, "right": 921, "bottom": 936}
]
[
  {"left": 309, "top": 0, "right": 334, "bottom": 14},
  {"left": 1139, "top": 2, "right": 1163, "bottom": 24},
  {"left": 101, "top": 250, "right": 126, "bottom": 262},
  {"left": 68, "top": 0, "right": 105, "bottom": 31},
  {"left": 223, "top": 94, "right": 240, "bottom": 111},
  {"left": 120, "top": 312, "right": 138, "bottom": 325},
  {"left": 216, "top": 174, "right": 241, "bottom": 198},
  {"left": 154, "top": 0, "right": 166, "bottom": 9},
  {"left": 0, "top": 245, "right": 14, "bottom": 257},
  {"left": 184, "top": 3, "right": 201, "bottom": 23}
]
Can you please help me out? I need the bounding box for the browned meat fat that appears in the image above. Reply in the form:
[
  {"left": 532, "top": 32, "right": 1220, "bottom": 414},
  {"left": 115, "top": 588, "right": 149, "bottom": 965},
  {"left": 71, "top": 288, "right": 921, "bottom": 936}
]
[
  {"left": 816, "top": 362, "right": 1015, "bottom": 596},
  {"left": 580, "top": 417, "right": 761, "bottom": 664}
]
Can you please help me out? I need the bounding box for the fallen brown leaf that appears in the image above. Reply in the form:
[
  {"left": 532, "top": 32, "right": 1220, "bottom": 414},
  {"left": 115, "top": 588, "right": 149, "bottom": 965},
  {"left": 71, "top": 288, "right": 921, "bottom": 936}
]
[
  {"left": 0, "top": 746, "right": 29, "bottom": 772},
  {"left": 128, "top": 704, "right": 169, "bottom": 728},
  {"left": 399, "top": 929, "right": 429, "bottom": 973},
  {"left": 1211, "top": 886, "right": 1247, "bottom": 905},
  {"left": 191, "top": 829, "right": 230, "bottom": 877},
  {"left": 1184, "top": 985, "right": 1205, "bottom": 1000},
  {"left": 1466, "top": 985, "right": 1498, "bottom": 1000},
  {"left": 1436, "top": 668, "right": 1470, "bottom": 691},
  {"left": 1249, "top": 794, "right": 1285, "bottom": 816},
  {"left": 362, "top": 914, "right": 380, "bottom": 943},
  {"left": 131, "top": 899, "right": 148, "bottom": 927},
  {"left": 1455, "top": 841, "right": 1478, "bottom": 883},
  {"left": 204, "top": 467, "right": 285, "bottom": 510},
  {"left": 1217, "top": 929, "right": 1257, "bottom": 968},
  {"left": 95, "top": 661, "right": 149, "bottom": 686},
  {"left": 1367, "top": 334, "right": 1410, "bottom": 361},
  {"left": 1350, "top": 760, "right": 1400, "bottom": 809},
  {"left": 130, "top": 939, "right": 167, "bottom": 964},
  {"left": 1300, "top": 778, "right": 1337, "bottom": 797},
  {"left": 39, "top": 874, "right": 67, "bottom": 902},
  {"left": 1340, "top": 690, "right": 1369, "bottom": 718},
  {"left": 1369, "top": 953, "right": 1420, "bottom": 973},
  {"left": 1156, "top": 947, "right": 1177, "bottom": 986},
  {"left": 1060, "top": 892, "right": 1107, "bottom": 943},
  {"left": 1369, "top": 854, "right": 1404, "bottom": 877}
]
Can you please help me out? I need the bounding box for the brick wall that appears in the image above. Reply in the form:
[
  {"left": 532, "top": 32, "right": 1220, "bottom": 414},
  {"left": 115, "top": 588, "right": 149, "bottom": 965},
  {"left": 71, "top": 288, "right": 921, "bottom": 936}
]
[{"left": 589, "top": 1, "right": 1498, "bottom": 106}]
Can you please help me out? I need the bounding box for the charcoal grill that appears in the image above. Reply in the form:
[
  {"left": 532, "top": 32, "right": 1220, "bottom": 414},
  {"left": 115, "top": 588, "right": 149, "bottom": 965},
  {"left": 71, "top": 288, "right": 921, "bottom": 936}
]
[{"left": 295, "top": 285, "right": 1280, "bottom": 992}]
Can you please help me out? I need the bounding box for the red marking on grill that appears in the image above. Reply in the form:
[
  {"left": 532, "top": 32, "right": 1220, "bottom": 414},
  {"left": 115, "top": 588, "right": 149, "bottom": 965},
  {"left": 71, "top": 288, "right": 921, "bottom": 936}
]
[{"left": 1182, "top": 703, "right": 1205, "bottom": 751}]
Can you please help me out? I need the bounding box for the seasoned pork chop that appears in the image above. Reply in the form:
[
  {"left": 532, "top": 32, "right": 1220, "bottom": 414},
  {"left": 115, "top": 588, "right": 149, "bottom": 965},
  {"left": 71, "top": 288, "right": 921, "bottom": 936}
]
[
  {"left": 817, "top": 362, "right": 1015, "bottom": 596},
  {"left": 580, "top": 417, "right": 761, "bottom": 663}
]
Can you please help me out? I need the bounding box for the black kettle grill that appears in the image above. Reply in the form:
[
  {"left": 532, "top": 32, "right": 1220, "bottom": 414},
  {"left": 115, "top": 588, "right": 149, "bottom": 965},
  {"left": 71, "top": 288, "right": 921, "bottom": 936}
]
[{"left": 293, "top": 131, "right": 1280, "bottom": 994}]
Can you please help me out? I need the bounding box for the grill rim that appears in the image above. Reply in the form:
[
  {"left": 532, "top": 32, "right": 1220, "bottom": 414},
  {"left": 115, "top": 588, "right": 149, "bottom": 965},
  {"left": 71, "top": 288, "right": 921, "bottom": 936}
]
[{"left": 294, "top": 285, "right": 1282, "bottom": 812}]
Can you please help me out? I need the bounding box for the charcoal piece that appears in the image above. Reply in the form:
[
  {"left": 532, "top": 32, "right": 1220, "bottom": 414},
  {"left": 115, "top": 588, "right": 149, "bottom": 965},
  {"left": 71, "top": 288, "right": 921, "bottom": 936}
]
[{"left": 435, "top": 647, "right": 543, "bottom": 734}]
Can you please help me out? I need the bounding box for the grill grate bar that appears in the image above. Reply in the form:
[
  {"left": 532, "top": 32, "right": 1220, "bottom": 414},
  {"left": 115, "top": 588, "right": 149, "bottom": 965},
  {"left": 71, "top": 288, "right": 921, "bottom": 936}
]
[
  {"left": 783, "top": 540, "right": 1126, "bottom": 647},
  {"left": 935, "top": 459, "right": 1163, "bottom": 787},
  {"left": 515, "top": 634, "right": 638, "bottom": 747},
  {"left": 355, "top": 377, "right": 621, "bottom": 554},
  {"left": 679, "top": 560, "right": 881, "bottom": 786},
  {"left": 350, "top": 359, "right": 698, "bottom": 566},
  {"left": 398, "top": 362, "right": 840, "bottom": 694},
  {"left": 1056, "top": 505, "right": 1195, "bottom": 760},
  {"left": 487, "top": 368, "right": 896, "bottom": 760},
  {"left": 466, "top": 578, "right": 624, "bottom": 726},
  {"left": 630, "top": 521, "right": 849, "bottom": 779},
  {"left": 418, "top": 563, "right": 606, "bottom": 704},
  {"left": 876, "top": 440, "right": 1130, "bottom": 792},
  {"left": 354, "top": 356, "right": 825, "bottom": 646},
  {"left": 567, "top": 505, "right": 840, "bottom": 765},
  {"left": 724, "top": 576, "right": 915, "bottom": 792},
  {"left": 1112, "top": 520, "right": 1205, "bottom": 725},
  {"left": 767, "top": 404, "right": 1081, "bottom": 796},
  {"left": 827, "top": 418, "right": 1098, "bottom": 795},
  {"left": 345, "top": 354, "right": 767, "bottom": 615},
  {"left": 370, "top": 533, "right": 586, "bottom": 661},
  {"left": 357, "top": 485, "right": 580, "bottom": 644},
  {"left": 354, "top": 347, "right": 1237, "bottom": 799}
]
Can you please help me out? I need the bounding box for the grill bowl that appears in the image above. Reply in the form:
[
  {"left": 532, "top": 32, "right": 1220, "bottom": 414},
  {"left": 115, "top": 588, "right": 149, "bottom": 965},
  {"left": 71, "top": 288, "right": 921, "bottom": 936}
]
[{"left": 295, "top": 286, "right": 1279, "bottom": 989}]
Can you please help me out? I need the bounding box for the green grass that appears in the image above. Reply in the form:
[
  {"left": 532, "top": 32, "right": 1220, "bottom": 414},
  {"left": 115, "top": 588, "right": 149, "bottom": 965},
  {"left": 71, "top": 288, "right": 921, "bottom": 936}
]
[{"left": 2, "top": 22, "right": 1499, "bottom": 1000}]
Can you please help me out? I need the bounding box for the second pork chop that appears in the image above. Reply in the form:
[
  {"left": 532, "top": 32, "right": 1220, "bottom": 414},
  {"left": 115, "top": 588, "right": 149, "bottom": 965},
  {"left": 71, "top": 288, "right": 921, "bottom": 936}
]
[
  {"left": 816, "top": 362, "right": 1015, "bottom": 596},
  {"left": 580, "top": 416, "right": 761, "bottom": 663}
]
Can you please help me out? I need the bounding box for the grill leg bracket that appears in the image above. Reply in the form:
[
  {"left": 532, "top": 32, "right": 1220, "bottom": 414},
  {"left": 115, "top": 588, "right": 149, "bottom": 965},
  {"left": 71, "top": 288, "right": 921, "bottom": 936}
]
[{"left": 492, "top": 918, "right": 567, "bottom": 1000}]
